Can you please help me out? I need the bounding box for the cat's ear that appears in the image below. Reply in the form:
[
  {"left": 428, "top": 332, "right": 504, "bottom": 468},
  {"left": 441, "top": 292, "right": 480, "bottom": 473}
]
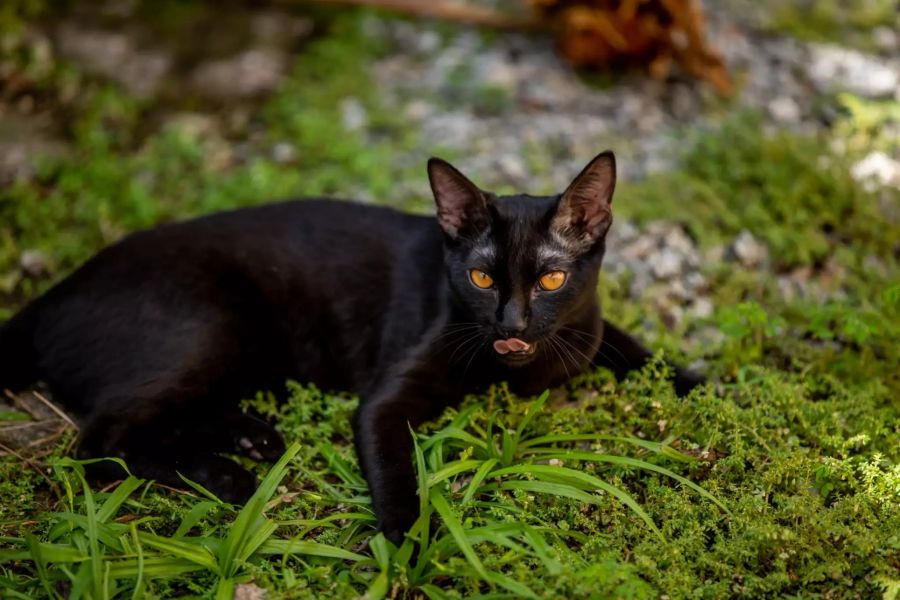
[
  {"left": 428, "top": 158, "right": 490, "bottom": 240},
  {"left": 552, "top": 151, "right": 616, "bottom": 250}
]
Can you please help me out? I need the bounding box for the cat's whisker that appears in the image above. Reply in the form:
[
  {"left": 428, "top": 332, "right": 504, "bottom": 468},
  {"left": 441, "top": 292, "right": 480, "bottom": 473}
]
[
  {"left": 447, "top": 331, "right": 486, "bottom": 365},
  {"left": 546, "top": 335, "right": 572, "bottom": 380},
  {"left": 559, "top": 325, "right": 630, "bottom": 367},
  {"left": 430, "top": 325, "right": 483, "bottom": 352},
  {"left": 551, "top": 334, "right": 582, "bottom": 374},
  {"left": 555, "top": 333, "right": 597, "bottom": 367},
  {"left": 461, "top": 335, "right": 489, "bottom": 378}
]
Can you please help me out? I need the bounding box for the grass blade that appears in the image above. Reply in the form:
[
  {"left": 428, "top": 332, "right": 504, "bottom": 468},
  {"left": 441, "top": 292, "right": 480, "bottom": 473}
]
[
  {"left": 461, "top": 458, "right": 498, "bottom": 506},
  {"left": 515, "top": 390, "right": 550, "bottom": 439},
  {"left": 532, "top": 451, "right": 730, "bottom": 513},
  {"left": 96, "top": 476, "right": 144, "bottom": 523},
  {"left": 219, "top": 442, "right": 301, "bottom": 576},
  {"left": 427, "top": 459, "right": 483, "bottom": 487},
  {"left": 519, "top": 433, "right": 693, "bottom": 461}
]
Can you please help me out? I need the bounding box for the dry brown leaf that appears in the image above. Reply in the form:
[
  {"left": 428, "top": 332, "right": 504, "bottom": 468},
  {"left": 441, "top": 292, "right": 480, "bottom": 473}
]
[{"left": 530, "top": 0, "right": 732, "bottom": 94}]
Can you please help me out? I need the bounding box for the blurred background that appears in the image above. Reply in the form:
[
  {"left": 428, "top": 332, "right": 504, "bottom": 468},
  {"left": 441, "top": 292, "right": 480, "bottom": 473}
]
[
  {"left": 1, "top": 3, "right": 899, "bottom": 597},
  {"left": 0, "top": 0, "right": 897, "bottom": 351}
]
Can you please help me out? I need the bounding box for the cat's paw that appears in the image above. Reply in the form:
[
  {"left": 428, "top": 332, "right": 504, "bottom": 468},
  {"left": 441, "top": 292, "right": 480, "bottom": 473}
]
[
  {"left": 673, "top": 367, "right": 706, "bottom": 397},
  {"left": 231, "top": 414, "right": 286, "bottom": 461},
  {"left": 184, "top": 455, "right": 258, "bottom": 503},
  {"left": 379, "top": 508, "right": 417, "bottom": 546}
]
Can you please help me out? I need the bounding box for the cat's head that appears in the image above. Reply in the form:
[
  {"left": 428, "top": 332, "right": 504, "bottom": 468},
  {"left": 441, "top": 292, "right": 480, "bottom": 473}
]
[{"left": 428, "top": 151, "right": 615, "bottom": 367}]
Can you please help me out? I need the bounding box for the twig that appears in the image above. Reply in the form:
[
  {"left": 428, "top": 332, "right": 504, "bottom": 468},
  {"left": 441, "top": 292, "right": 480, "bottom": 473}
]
[
  {"left": 300, "top": 0, "right": 541, "bottom": 30},
  {"left": 31, "top": 391, "right": 79, "bottom": 431}
]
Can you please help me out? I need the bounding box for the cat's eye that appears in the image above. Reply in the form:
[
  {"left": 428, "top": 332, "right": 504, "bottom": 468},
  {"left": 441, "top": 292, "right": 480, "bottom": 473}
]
[
  {"left": 538, "top": 271, "right": 567, "bottom": 291},
  {"left": 469, "top": 269, "right": 494, "bottom": 289}
]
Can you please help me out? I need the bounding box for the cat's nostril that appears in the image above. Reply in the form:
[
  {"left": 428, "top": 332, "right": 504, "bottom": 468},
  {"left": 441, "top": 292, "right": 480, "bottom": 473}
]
[{"left": 497, "top": 322, "right": 527, "bottom": 338}]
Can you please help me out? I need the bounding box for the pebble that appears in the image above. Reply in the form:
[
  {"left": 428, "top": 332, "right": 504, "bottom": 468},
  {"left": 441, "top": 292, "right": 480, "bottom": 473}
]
[
  {"left": 768, "top": 95, "right": 801, "bottom": 123},
  {"left": 271, "top": 142, "right": 297, "bottom": 165},
  {"left": 340, "top": 97, "right": 368, "bottom": 132},
  {"left": 20, "top": 250, "right": 48, "bottom": 277},
  {"left": 850, "top": 151, "right": 900, "bottom": 190},
  {"left": 652, "top": 248, "right": 683, "bottom": 280},
  {"left": 690, "top": 297, "right": 714, "bottom": 319},
  {"left": 190, "top": 49, "right": 287, "bottom": 99},
  {"left": 56, "top": 25, "right": 172, "bottom": 98},
  {"left": 730, "top": 230, "right": 769, "bottom": 268},
  {"left": 808, "top": 44, "right": 899, "bottom": 98}
]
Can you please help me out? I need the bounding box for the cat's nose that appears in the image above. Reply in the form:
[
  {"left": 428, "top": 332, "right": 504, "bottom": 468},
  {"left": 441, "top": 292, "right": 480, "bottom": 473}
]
[
  {"left": 498, "top": 300, "right": 528, "bottom": 338},
  {"left": 496, "top": 319, "right": 527, "bottom": 339}
]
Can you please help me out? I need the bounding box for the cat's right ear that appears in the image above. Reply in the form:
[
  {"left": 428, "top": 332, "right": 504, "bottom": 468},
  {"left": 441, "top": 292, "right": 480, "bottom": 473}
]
[{"left": 428, "top": 158, "right": 490, "bottom": 240}]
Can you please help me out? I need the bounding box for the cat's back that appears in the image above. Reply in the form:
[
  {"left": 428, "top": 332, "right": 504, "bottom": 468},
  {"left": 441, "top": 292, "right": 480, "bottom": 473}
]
[{"left": 22, "top": 198, "right": 445, "bottom": 400}]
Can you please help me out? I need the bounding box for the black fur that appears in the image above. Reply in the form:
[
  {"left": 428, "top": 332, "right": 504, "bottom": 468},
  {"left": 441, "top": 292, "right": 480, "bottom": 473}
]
[{"left": 0, "top": 152, "right": 703, "bottom": 543}]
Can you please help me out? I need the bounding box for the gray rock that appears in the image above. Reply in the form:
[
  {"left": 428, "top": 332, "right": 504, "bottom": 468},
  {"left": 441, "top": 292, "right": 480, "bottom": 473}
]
[
  {"left": 340, "top": 97, "right": 368, "bottom": 132},
  {"left": 768, "top": 95, "right": 801, "bottom": 123},
  {"left": 652, "top": 248, "right": 683, "bottom": 280},
  {"left": 730, "top": 230, "right": 769, "bottom": 268},
  {"left": 808, "top": 43, "right": 899, "bottom": 98},
  {"left": 56, "top": 25, "right": 171, "bottom": 98},
  {"left": 684, "top": 271, "right": 707, "bottom": 293},
  {"left": 497, "top": 154, "right": 528, "bottom": 183},
  {"left": 690, "top": 297, "right": 714, "bottom": 319},
  {"left": 0, "top": 113, "right": 67, "bottom": 183},
  {"left": 190, "top": 49, "right": 287, "bottom": 99},
  {"left": 271, "top": 142, "right": 297, "bottom": 165},
  {"left": 20, "top": 250, "right": 49, "bottom": 277},
  {"left": 850, "top": 151, "right": 900, "bottom": 190}
]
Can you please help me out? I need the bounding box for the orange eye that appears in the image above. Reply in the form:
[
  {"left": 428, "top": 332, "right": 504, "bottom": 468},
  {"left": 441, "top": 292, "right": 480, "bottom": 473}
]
[
  {"left": 538, "top": 271, "right": 566, "bottom": 291},
  {"left": 469, "top": 269, "right": 494, "bottom": 289}
]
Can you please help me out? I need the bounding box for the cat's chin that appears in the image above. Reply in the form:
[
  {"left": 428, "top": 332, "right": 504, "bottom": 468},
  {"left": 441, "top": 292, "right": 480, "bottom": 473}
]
[{"left": 495, "top": 342, "right": 539, "bottom": 367}]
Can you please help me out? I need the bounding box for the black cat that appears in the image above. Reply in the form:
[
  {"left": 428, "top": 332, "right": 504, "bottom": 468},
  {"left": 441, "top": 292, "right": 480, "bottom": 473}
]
[{"left": 0, "top": 151, "right": 702, "bottom": 542}]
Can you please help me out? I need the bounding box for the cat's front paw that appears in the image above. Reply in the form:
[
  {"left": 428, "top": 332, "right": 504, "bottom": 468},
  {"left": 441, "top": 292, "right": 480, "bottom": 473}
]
[
  {"left": 231, "top": 414, "right": 286, "bottom": 461},
  {"left": 378, "top": 507, "right": 418, "bottom": 545},
  {"left": 183, "top": 455, "right": 258, "bottom": 503},
  {"left": 673, "top": 367, "right": 706, "bottom": 397}
]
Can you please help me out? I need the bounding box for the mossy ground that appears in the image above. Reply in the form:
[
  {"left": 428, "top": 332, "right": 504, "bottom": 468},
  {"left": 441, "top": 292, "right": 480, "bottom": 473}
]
[{"left": 1, "top": 6, "right": 898, "bottom": 599}]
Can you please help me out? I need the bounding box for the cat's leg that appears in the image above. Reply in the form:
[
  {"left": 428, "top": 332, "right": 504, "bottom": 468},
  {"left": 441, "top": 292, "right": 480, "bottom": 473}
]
[
  {"left": 596, "top": 319, "right": 704, "bottom": 396},
  {"left": 353, "top": 376, "right": 452, "bottom": 544},
  {"left": 77, "top": 408, "right": 260, "bottom": 503}
]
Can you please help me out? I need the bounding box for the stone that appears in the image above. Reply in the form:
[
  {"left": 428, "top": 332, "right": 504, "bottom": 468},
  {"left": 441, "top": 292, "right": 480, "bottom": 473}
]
[
  {"left": 768, "top": 95, "right": 801, "bottom": 123},
  {"left": 271, "top": 142, "right": 297, "bottom": 165},
  {"left": 684, "top": 271, "right": 707, "bottom": 293},
  {"left": 808, "top": 44, "right": 899, "bottom": 98},
  {"left": 690, "top": 297, "right": 714, "bottom": 319},
  {"left": 56, "top": 25, "right": 171, "bottom": 98},
  {"left": 851, "top": 151, "right": 900, "bottom": 190},
  {"left": 730, "top": 231, "right": 768, "bottom": 268},
  {"left": 234, "top": 583, "right": 266, "bottom": 600},
  {"left": 190, "top": 49, "right": 286, "bottom": 99},
  {"left": 497, "top": 154, "right": 527, "bottom": 182},
  {"left": 340, "top": 97, "right": 368, "bottom": 131},
  {"left": 20, "top": 250, "right": 49, "bottom": 277},
  {"left": 652, "top": 248, "right": 683, "bottom": 280}
]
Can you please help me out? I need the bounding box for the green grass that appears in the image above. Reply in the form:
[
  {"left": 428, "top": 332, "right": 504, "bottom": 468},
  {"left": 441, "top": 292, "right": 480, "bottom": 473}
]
[{"left": 2, "top": 7, "right": 899, "bottom": 599}]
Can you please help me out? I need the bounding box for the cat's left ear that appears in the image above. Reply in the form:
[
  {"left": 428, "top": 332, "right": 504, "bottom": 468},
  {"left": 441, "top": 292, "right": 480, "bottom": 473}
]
[
  {"left": 552, "top": 150, "right": 616, "bottom": 250},
  {"left": 428, "top": 158, "right": 490, "bottom": 240}
]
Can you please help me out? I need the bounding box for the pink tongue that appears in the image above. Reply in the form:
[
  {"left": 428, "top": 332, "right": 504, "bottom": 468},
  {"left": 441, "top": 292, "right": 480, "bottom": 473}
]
[{"left": 493, "top": 338, "right": 530, "bottom": 355}]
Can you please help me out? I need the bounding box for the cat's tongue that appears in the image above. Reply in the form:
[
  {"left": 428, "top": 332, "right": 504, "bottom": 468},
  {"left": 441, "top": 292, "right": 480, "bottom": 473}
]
[{"left": 493, "top": 338, "right": 530, "bottom": 355}]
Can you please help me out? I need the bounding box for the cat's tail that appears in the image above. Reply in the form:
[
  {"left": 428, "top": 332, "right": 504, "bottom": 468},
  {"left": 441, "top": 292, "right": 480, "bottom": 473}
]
[{"left": 0, "top": 305, "right": 39, "bottom": 392}]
